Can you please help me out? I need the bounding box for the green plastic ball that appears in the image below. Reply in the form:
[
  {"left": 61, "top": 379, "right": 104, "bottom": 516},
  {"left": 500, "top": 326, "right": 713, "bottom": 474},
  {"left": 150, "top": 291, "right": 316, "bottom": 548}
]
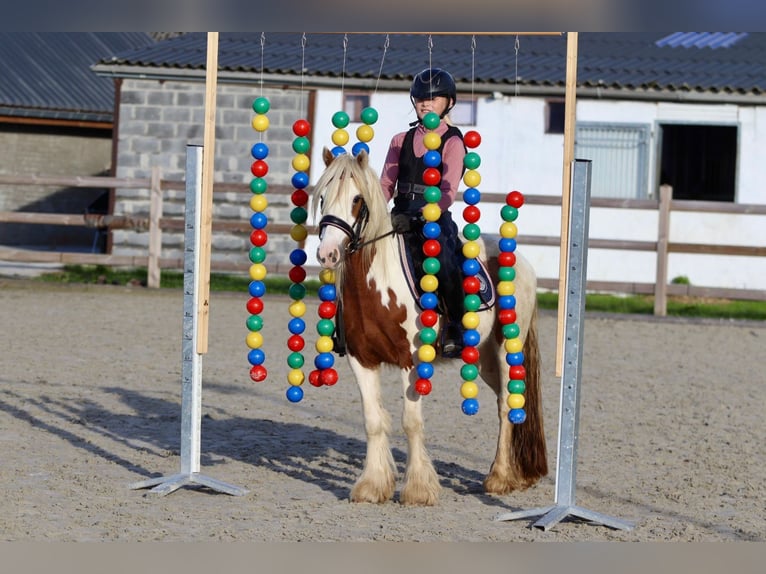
[
  {"left": 287, "top": 351, "right": 305, "bottom": 369},
  {"left": 464, "top": 294, "right": 481, "bottom": 312},
  {"left": 332, "top": 111, "right": 350, "bottom": 129},
  {"left": 461, "top": 363, "right": 479, "bottom": 381},
  {"left": 292, "top": 136, "right": 310, "bottom": 154},
  {"left": 508, "top": 379, "right": 526, "bottom": 394},
  {"left": 290, "top": 206, "right": 308, "bottom": 224},
  {"left": 423, "top": 185, "right": 441, "bottom": 204},
  {"left": 249, "top": 246, "right": 266, "bottom": 264},
  {"left": 250, "top": 177, "right": 268, "bottom": 194},
  {"left": 501, "top": 205, "right": 519, "bottom": 222},
  {"left": 463, "top": 152, "right": 481, "bottom": 170},
  {"left": 360, "top": 107, "right": 379, "bottom": 125},
  {"left": 423, "top": 112, "right": 440, "bottom": 130},
  {"left": 252, "top": 97, "right": 270, "bottom": 114},
  {"left": 288, "top": 283, "right": 306, "bottom": 301},
  {"left": 498, "top": 266, "right": 516, "bottom": 281},
  {"left": 317, "top": 318, "right": 335, "bottom": 337},
  {"left": 246, "top": 314, "right": 263, "bottom": 332},
  {"left": 463, "top": 223, "right": 481, "bottom": 241},
  {"left": 419, "top": 327, "right": 437, "bottom": 345},
  {"left": 423, "top": 257, "right": 441, "bottom": 275},
  {"left": 503, "top": 323, "right": 520, "bottom": 339}
]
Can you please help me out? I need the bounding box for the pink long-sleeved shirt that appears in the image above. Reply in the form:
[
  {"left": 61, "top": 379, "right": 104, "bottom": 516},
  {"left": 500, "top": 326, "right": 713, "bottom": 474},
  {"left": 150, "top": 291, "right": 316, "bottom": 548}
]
[{"left": 380, "top": 121, "right": 465, "bottom": 213}]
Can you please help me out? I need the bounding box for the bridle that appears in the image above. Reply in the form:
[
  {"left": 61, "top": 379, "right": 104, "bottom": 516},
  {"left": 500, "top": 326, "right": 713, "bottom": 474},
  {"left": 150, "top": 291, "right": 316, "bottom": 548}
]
[{"left": 318, "top": 198, "right": 395, "bottom": 257}]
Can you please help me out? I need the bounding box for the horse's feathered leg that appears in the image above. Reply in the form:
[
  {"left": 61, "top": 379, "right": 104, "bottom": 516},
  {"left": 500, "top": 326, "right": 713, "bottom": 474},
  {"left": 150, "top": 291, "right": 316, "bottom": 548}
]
[
  {"left": 399, "top": 368, "right": 441, "bottom": 506},
  {"left": 347, "top": 356, "right": 397, "bottom": 503}
]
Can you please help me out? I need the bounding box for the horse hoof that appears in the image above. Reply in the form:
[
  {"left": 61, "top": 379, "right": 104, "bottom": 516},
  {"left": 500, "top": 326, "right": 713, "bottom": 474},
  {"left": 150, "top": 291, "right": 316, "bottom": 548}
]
[
  {"left": 350, "top": 480, "right": 395, "bottom": 504},
  {"left": 483, "top": 473, "right": 521, "bottom": 495},
  {"left": 400, "top": 484, "right": 440, "bottom": 506}
]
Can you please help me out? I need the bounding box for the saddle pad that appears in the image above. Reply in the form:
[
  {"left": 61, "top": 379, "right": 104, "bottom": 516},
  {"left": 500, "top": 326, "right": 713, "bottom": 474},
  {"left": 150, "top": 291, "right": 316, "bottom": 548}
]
[{"left": 397, "top": 233, "right": 496, "bottom": 312}]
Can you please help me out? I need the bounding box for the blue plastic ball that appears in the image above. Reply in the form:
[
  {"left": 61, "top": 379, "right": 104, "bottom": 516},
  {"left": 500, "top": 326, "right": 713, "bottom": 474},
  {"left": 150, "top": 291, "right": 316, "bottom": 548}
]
[
  {"left": 248, "top": 280, "right": 266, "bottom": 297},
  {"left": 498, "top": 295, "right": 517, "bottom": 310},
  {"left": 423, "top": 150, "right": 441, "bottom": 168},
  {"left": 461, "top": 398, "right": 480, "bottom": 416},
  {"left": 509, "top": 408, "right": 527, "bottom": 424},
  {"left": 248, "top": 348, "right": 265, "bottom": 366},
  {"left": 420, "top": 292, "right": 438, "bottom": 310},
  {"left": 506, "top": 351, "right": 525, "bottom": 366},
  {"left": 463, "top": 187, "right": 481, "bottom": 206},
  {"left": 499, "top": 237, "right": 517, "bottom": 252},
  {"left": 318, "top": 284, "right": 337, "bottom": 301},
  {"left": 314, "top": 352, "right": 335, "bottom": 370},
  {"left": 286, "top": 386, "right": 304, "bottom": 403},
  {"left": 352, "top": 141, "right": 370, "bottom": 156},
  {"left": 422, "top": 222, "right": 441, "bottom": 239},
  {"left": 288, "top": 317, "right": 306, "bottom": 335},
  {"left": 463, "top": 329, "right": 481, "bottom": 347},
  {"left": 289, "top": 248, "right": 308, "bottom": 266},
  {"left": 417, "top": 362, "right": 434, "bottom": 379},
  {"left": 251, "top": 142, "right": 269, "bottom": 160},
  {"left": 291, "top": 171, "right": 309, "bottom": 189},
  {"left": 331, "top": 146, "right": 347, "bottom": 157},
  {"left": 462, "top": 258, "right": 480, "bottom": 276},
  {"left": 250, "top": 211, "right": 267, "bottom": 229}
]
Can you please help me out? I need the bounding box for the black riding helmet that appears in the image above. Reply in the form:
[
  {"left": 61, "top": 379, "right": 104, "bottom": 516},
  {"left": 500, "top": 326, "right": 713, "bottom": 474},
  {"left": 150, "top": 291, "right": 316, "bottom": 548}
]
[{"left": 410, "top": 68, "right": 457, "bottom": 118}]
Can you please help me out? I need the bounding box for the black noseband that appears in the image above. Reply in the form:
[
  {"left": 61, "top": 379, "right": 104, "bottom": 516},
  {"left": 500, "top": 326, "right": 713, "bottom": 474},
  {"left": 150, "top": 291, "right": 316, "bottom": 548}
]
[{"left": 318, "top": 202, "right": 369, "bottom": 255}]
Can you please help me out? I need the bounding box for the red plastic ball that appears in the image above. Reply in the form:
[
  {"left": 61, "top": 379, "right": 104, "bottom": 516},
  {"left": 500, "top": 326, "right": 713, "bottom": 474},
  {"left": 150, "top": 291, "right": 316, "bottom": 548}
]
[
  {"left": 509, "top": 365, "right": 526, "bottom": 380},
  {"left": 250, "top": 160, "right": 269, "bottom": 177},
  {"left": 499, "top": 308, "right": 517, "bottom": 325},
  {"left": 461, "top": 346, "right": 479, "bottom": 364},
  {"left": 320, "top": 368, "right": 339, "bottom": 386},
  {"left": 420, "top": 309, "right": 438, "bottom": 327},
  {"left": 423, "top": 239, "right": 441, "bottom": 257},
  {"left": 287, "top": 334, "right": 305, "bottom": 352},
  {"left": 463, "top": 205, "right": 481, "bottom": 223},
  {"left": 463, "top": 130, "right": 482, "bottom": 149},
  {"left": 246, "top": 297, "right": 264, "bottom": 315},
  {"left": 463, "top": 276, "right": 480, "bottom": 294},
  {"left": 498, "top": 251, "right": 517, "bottom": 267},
  {"left": 318, "top": 301, "right": 337, "bottom": 319},
  {"left": 288, "top": 265, "right": 307, "bottom": 284},
  {"left": 291, "top": 189, "right": 309, "bottom": 207},
  {"left": 249, "top": 365, "right": 267, "bottom": 382},
  {"left": 293, "top": 119, "right": 311, "bottom": 137},
  {"left": 506, "top": 190, "right": 525, "bottom": 208},
  {"left": 414, "top": 378, "right": 432, "bottom": 396},
  {"left": 250, "top": 229, "right": 268, "bottom": 247},
  {"left": 422, "top": 167, "right": 441, "bottom": 186},
  {"left": 309, "top": 369, "right": 322, "bottom": 387}
]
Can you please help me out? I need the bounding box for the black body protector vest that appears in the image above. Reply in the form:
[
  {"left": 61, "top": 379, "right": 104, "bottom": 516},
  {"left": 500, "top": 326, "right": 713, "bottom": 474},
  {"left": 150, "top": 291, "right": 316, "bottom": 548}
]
[{"left": 396, "top": 125, "right": 465, "bottom": 195}]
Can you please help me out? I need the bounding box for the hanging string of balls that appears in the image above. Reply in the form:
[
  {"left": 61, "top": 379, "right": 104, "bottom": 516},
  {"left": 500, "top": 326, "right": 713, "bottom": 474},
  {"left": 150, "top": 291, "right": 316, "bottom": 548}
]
[
  {"left": 246, "top": 96, "right": 271, "bottom": 384},
  {"left": 457, "top": 129, "right": 484, "bottom": 415},
  {"left": 413, "top": 111, "right": 445, "bottom": 397}
]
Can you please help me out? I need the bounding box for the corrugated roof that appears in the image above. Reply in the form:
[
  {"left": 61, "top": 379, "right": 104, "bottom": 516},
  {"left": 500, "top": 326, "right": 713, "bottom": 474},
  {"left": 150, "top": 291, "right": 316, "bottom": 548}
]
[
  {"left": 0, "top": 32, "right": 156, "bottom": 123},
  {"left": 94, "top": 32, "right": 766, "bottom": 97}
]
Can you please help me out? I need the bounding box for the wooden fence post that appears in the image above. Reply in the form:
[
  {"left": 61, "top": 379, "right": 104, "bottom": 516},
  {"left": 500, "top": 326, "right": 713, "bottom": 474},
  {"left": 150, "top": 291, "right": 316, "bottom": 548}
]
[
  {"left": 654, "top": 184, "right": 672, "bottom": 316},
  {"left": 147, "top": 166, "right": 163, "bottom": 288}
]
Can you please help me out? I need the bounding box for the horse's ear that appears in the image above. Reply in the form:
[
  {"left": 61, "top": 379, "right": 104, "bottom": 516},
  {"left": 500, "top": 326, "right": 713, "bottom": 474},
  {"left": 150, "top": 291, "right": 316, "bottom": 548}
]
[
  {"left": 322, "top": 147, "right": 335, "bottom": 167},
  {"left": 355, "top": 149, "right": 368, "bottom": 169}
]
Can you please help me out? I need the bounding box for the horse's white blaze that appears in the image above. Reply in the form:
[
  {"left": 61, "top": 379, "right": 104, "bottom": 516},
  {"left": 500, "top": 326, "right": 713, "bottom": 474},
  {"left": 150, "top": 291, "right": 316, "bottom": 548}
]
[{"left": 316, "top": 225, "right": 347, "bottom": 269}]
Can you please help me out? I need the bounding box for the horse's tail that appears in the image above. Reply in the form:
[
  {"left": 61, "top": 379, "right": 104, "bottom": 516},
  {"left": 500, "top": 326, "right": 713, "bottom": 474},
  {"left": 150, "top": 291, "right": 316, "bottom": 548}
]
[{"left": 512, "top": 303, "right": 549, "bottom": 484}]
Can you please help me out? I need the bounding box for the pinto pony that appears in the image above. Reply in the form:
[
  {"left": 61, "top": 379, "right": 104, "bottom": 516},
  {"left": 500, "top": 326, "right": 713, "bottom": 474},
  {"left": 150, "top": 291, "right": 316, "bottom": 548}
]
[{"left": 312, "top": 148, "right": 547, "bottom": 505}]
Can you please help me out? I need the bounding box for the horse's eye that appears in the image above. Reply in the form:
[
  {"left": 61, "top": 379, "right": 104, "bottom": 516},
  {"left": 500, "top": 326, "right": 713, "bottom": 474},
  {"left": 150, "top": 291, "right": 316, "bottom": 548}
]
[
  {"left": 352, "top": 195, "right": 361, "bottom": 205},
  {"left": 319, "top": 196, "right": 325, "bottom": 211}
]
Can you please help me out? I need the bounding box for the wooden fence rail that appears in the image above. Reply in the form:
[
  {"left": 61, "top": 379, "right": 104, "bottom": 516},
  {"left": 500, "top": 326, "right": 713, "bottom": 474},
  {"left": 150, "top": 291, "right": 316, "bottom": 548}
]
[{"left": 1, "top": 174, "right": 765, "bottom": 315}]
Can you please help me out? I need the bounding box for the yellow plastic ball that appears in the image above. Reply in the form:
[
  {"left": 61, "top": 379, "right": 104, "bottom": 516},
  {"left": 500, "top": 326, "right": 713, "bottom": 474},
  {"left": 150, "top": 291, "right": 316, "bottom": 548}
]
[
  {"left": 249, "top": 263, "right": 267, "bottom": 281},
  {"left": 507, "top": 393, "right": 526, "bottom": 410},
  {"left": 289, "top": 300, "right": 306, "bottom": 318},
  {"left": 332, "top": 128, "right": 349, "bottom": 146},
  {"left": 319, "top": 269, "right": 335, "bottom": 284},
  {"left": 463, "top": 170, "right": 481, "bottom": 188},
  {"left": 461, "top": 380, "right": 479, "bottom": 399},
  {"left": 422, "top": 203, "right": 442, "bottom": 222},
  {"left": 497, "top": 281, "right": 516, "bottom": 296},
  {"left": 290, "top": 224, "right": 308, "bottom": 242},
  {"left": 500, "top": 221, "right": 518, "bottom": 239},
  {"left": 418, "top": 344, "right": 436, "bottom": 363},
  {"left": 356, "top": 124, "right": 374, "bottom": 143},
  {"left": 251, "top": 114, "right": 269, "bottom": 132},
  {"left": 423, "top": 132, "right": 442, "bottom": 150},
  {"left": 246, "top": 331, "right": 263, "bottom": 349},
  {"left": 287, "top": 368, "right": 305, "bottom": 386},
  {"left": 249, "top": 194, "right": 267, "bottom": 212},
  {"left": 504, "top": 337, "right": 523, "bottom": 354},
  {"left": 315, "top": 335, "right": 334, "bottom": 353},
  {"left": 291, "top": 153, "right": 310, "bottom": 172},
  {"left": 420, "top": 274, "right": 438, "bottom": 293},
  {"left": 462, "top": 311, "right": 480, "bottom": 330},
  {"left": 462, "top": 240, "right": 480, "bottom": 259}
]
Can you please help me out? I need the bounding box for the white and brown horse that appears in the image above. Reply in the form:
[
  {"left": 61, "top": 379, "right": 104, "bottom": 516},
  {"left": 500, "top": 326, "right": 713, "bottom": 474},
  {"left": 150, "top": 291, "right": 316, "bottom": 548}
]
[{"left": 312, "top": 148, "right": 547, "bottom": 505}]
